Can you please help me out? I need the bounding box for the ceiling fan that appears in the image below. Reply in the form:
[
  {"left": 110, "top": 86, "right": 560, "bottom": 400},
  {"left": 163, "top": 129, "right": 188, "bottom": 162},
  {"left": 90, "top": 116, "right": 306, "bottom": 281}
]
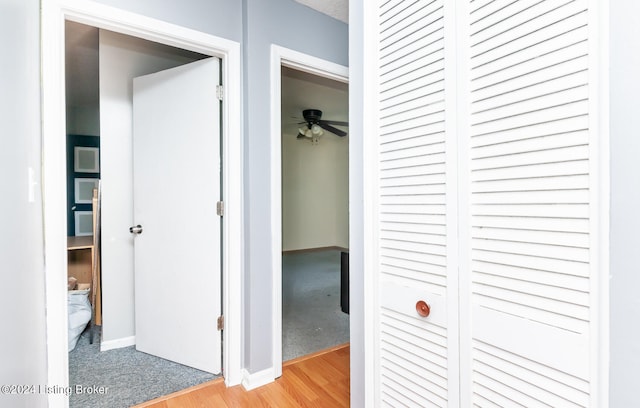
[{"left": 296, "top": 109, "right": 348, "bottom": 142}]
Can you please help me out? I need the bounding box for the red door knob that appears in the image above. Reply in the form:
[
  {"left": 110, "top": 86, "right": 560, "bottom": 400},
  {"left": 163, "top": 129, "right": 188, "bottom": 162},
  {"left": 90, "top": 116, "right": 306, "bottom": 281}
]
[{"left": 416, "top": 300, "right": 430, "bottom": 318}]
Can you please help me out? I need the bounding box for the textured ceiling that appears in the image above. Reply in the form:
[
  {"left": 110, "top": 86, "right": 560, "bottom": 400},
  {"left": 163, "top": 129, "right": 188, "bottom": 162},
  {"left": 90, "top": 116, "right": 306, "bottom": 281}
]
[{"left": 294, "top": 0, "right": 348, "bottom": 23}]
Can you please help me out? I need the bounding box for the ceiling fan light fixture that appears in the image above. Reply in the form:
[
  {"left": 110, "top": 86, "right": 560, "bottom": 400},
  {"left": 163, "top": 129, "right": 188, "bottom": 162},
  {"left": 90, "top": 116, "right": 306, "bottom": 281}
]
[
  {"left": 295, "top": 108, "right": 348, "bottom": 142},
  {"left": 311, "top": 124, "right": 324, "bottom": 136}
]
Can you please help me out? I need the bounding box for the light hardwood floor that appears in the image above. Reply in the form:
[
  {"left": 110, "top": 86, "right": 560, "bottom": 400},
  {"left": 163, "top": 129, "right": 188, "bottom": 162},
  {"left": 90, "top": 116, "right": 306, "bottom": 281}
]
[{"left": 134, "top": 343, "right": 350, "bottom": 408}]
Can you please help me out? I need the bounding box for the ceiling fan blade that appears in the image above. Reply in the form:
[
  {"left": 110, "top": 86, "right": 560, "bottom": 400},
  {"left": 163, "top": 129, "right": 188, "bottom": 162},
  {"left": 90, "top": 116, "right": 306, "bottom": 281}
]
[
  {"left": 319, "top": 119, "right": 349, "bottom": 127},
  {"left": 318, "top": 122, "right": 347, "bottom": 137}
]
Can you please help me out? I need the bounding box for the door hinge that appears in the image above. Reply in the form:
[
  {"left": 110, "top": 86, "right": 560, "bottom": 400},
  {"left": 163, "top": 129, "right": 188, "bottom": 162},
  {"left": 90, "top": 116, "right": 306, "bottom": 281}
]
[
  {"left": 216, "top": 201, "right": 224, "bottom": 216},
  {"left": 217, "top": 315, "right": 224, "bottom": 331},
  {"left": 216, "top": 85, "right": 223, "bottom": 101}
]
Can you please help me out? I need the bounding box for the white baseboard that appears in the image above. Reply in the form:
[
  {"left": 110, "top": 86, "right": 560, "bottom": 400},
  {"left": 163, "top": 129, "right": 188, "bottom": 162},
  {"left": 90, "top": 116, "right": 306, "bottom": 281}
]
[
  {"left": 100, "top": 335, "right": 135, "bottom": 351},
  {"left": 241, "top": 367, "right": 275, "bottom": 391}
]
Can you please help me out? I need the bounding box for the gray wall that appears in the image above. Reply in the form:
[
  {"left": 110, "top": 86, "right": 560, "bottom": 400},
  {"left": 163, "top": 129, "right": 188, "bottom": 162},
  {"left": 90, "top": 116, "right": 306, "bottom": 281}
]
[
  {"left": 0, "top": 0, "right": 48, "bottom": 407},
  {"left": 92, "top": 0, "right": 242, "bottom": 42},
  {"left": 609, "top": 1, "right": 640, "bottom": 406},
  {"left": 242, "top": 0, "right": 348, "bottom": 373}
]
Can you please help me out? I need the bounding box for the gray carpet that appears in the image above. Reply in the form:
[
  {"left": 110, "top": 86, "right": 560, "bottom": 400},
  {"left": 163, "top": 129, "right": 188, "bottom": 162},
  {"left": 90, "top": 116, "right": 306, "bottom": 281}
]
[
  {"left": 68, "top": 329, "right": 218, "bottom": 408},
  {"left": 282, "top": 249, "right": 350, "bottom": 361}
]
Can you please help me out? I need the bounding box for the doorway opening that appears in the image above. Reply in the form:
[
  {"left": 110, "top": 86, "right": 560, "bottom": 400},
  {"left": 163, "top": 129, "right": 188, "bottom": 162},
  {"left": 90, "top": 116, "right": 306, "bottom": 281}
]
[
  {"left": 280, "top": 67, "right": 349, "bottom": 362},
  {"left": 42, "top": 3, "right": 243, "bottom": 406},
  {"left": 270, "top": 45, "right": 349, "bottom": 377},
  {"left": 65, "top": 21, "right": 219, "bottom": 407}
]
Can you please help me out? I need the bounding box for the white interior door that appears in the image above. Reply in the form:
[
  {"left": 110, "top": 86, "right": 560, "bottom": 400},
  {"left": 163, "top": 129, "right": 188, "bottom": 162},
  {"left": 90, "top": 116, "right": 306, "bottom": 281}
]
[{"left": 132, "top": 57, "right": 221, "bottom": 374}]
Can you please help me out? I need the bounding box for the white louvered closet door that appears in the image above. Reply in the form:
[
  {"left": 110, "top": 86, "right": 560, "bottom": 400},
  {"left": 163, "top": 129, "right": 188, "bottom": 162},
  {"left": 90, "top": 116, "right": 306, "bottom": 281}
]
[
  {"left": 463, "top": 0, "right": 595, "bottom": 406},
  {"left": 373, "top": 0, "right": 460, "bottom": 406},
  {"left": 368, "top": 0, "right": 601, "bottom": 406}
]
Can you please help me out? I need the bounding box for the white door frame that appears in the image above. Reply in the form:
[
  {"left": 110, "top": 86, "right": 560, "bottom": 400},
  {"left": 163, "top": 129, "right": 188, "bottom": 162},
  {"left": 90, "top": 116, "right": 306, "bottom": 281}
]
[
  {"left": 270, "top": 45, "right": 349, "bottom": 378},
  {"left": 41, "top": 1, "right": 243, "bottom": 406}
]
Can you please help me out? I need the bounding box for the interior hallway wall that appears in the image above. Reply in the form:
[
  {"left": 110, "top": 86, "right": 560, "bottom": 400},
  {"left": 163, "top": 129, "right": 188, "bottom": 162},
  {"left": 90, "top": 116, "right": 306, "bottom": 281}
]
[
  {"left": 0, "top": 0, "right": 48, "bottom": 406},
  {"left": 243, "top": 0, "right": 348, "bottom": 374},
  {"left": 609, "top": 0, "right": 640, "bottom": 406},
  {"left": 92, "top": 0, "right": 242, "bottom": 42}
]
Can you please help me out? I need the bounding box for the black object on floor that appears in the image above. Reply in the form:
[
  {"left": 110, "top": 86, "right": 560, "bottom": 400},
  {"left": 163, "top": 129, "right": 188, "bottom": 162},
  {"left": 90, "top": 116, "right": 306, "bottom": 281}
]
[{"left": 341, "top": 251, "right": 349, "bottom": 314}]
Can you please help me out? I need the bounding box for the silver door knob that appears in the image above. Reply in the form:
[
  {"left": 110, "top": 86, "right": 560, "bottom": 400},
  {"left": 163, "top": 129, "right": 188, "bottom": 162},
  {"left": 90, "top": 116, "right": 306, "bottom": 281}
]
[{"left": 129, "top": 225, "right": 143, "bottom": 234}]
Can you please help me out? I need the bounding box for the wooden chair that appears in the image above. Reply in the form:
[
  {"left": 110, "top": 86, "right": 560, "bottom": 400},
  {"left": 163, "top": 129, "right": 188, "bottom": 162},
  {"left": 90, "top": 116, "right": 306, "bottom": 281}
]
[{"left": 89, "top": 183, "right": 102, "bottom": 343}]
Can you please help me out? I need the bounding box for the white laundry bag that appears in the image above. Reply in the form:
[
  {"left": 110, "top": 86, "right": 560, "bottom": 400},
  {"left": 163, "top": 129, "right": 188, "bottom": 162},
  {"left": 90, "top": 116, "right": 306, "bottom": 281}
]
[{"left": 68, "top": 289, "right": 92, "bottom": 351}]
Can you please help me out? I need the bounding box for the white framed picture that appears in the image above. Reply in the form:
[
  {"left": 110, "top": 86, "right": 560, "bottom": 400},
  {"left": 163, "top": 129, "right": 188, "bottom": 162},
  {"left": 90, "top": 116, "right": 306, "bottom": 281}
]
[
  {"left": 74, "top": 146, "right": 100, "bottom": 173},
  {"left": 74, "top": 178, "right": 98, "bottom": 204},
  {"left": 74, "top": 211, "right": 93, "bottom": 236}
]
